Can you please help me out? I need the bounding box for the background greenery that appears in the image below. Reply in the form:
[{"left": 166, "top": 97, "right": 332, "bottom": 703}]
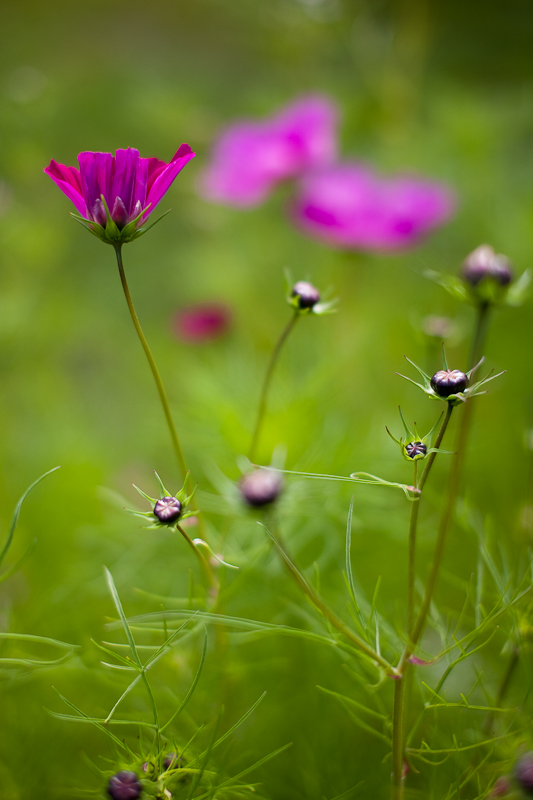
[{"left": 0, "top": 0, "right": 532, "bottom": 797}]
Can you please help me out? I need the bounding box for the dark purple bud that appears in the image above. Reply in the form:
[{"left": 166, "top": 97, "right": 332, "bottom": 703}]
[
  {"left": 154, "top": 496, "right": 182, "bottom": 524},
  {"left": 516, "top": 753, "right": 533, "bottom": 795},
  {"left": 461, "top": 244, "right": 512, "bottom": 287},
  {"left": 430, "top": 369, "right": 469, "bottom": 398},
  {"left": 405, "top": 441, "right": 427, "bottom": 459},
  {"left": 164, "top": 752, "right": 186, "bottom": 770},
  {"left": 239, "top": 469, "right": 283, "bottom": 508},
  {"left": 490, "top": 776, "right": 511, "bottom": 797},
  {"left": 107, "top": 771, "right": 142, "bottom": 800},
  {"left": 292, "top": 280, "right": 320, "bottom": 309}
]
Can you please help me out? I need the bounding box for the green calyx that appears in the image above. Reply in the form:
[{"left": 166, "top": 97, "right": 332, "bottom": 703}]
[
  {"left": 127, "top": 471, "right": 199, "bottom": 529},
  {"left": 397, "top": 346, "right": 505, "bottom": 407},
  {"left": 70, "top": 196, "right": 171, "bottom": 246},
  {"left": 386, "top": 407, "right": 454, "bottom": 462},
  {"left": 424, "top": 267, "right": 531, "bottom": 308}
]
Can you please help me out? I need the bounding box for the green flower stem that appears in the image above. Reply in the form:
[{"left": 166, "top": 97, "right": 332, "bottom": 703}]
[
  {"left": 140, "top": 671, "right": 161, "bottom": 770},
  {"left": 177, "top": 523, "right": 219, "bottom": 598},
  {"left": 406, "top": 460, "right": 419, "bottom": 634},
  {"left": 114, "top": 244, "right": 188, "bottom": 482},
  {"left": 405, "top": 299, "right": 492, "bottom": 662},
  {"left": 391, "top": 403, "right": 454, "bottom": 798},
  {"left": 391, "top": 675, "right": 406, "bottom": 800},
  {"left": 248, "top": 311, "right": 299, "bottom": 463},
  {"left": 468, "top": 301, "right": 491, "bottom": 372}
]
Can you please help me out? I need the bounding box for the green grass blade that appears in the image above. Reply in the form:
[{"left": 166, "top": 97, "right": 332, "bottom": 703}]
[
  {"left": 104, "top": 673, "right": 143, "bottom": 723},
  {"left": 0, "top": 467, "right": 60, "bottom": 569},
  {"left": 104, "top": 567, "right": 142, "bottom": 669},
  {"left": 50, "top": 688, "right": 134, "bottom": 755},
  {"left": 160, "top": 627, "right": 208, "bottom": 734},
  {"left": 194, "top": 742, "right": 293, "bottom": 799}
]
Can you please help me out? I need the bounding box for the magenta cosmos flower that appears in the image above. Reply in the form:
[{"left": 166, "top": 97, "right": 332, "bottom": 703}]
[
  {"left": 44, "top": 145, "right": 195, "bottom": 244},
  {"left": 292, "top": 163, "right": 456, "bottom": 251},
  {"left": 198, "top": 95, "right": 338, "bottom": 207}
]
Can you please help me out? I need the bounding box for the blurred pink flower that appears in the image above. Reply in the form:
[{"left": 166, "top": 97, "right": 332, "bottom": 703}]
[
  {"left": 292, "top": 164, "right": 456, "bottom": 251},
  {"left": 173, "top": 303, "right": 232, "bottom": 343},
  {"left": 45, "top": 145, "right": 195, "bottom": 235},
  {"left": 198, "top": 95, "right": 338, "bottom": 207}
]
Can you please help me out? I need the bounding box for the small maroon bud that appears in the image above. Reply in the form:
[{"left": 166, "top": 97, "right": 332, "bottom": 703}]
[
  {"left": 430, "top": 369, "right": 468, "bottom": 398},
  {"left": 490, "top": 776, "right": 511, "bottom": 797},
  {"left": 405, "top": 441, "right": 427, "bottom": 459},
  {"left": 516, "top": 753, "right": 533, "bottom": 795},
  {"left": 239, "top": 469, "right": 283, "bottom": 508},
  {"left": 154, "top": 496, "right": 182, "bottom": 524},
  {"left": 461, "top": 244, "right": 512, "bottom": 287},
  {"left": 292, "top": 280, "right": 320, "bottom": 309},
  {"left": 164, "top": 752, "right": 186, "bottom": 770},
  {"left": 107, "top": 771, "right": 142, "bottom": 800}
]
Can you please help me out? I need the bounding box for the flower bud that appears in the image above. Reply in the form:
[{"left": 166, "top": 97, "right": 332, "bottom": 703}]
[
  {"left": 239, "top": 469, "right": 283, "bottom": 508},
  {"left": 490, "top": 776, "right": 511, "bottom": 798},
  {"left": 164, "top": 753, "right": 186, "bottom": 770},
  {"left": 153, "top": 496, "right": 182, "bottom": 524},
  {"left": 461, "top": 245, "right": 512, "bottom": 288},
  {"left": 430, "top": 369, "right": 468, "bottom": 398},
  {"left": 291, "top": 280, "right": 320, "bottom": 309},
  {"left": 107, "top": 771, "right": 142, "bottom": 800},
  {"left": 405, "top": 441, "right": 427, "bottom": 459},
  {"left": 516, "top": 753, "right": 533, "bottom": 795},
  {"left": 422, "top": 315, "right": 454, "bottom": 340}
]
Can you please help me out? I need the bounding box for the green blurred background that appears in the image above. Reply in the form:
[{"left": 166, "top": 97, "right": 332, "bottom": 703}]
[{"left": 1, "top": 0, "right": 533, "bottom": 797}]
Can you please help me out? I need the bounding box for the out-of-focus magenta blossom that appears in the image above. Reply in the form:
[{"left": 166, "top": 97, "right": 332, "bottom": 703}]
[
  {"left": 44, "top": 145, "right": 195, "bottom": 244},
  {"left": 173, "top": 303, "right": 232, "bottom": 343},
  {"left": 198, "top": 96, "right": 338, "bottom": 207},
  {"left": 292, "top": 164, "right": 456, "bottom": 251}
]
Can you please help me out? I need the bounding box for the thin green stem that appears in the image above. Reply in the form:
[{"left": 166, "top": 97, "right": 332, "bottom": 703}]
[
  {"left": 393, "top": 304, "right": 492, "bottom": 798},
  {"left": 468, "top": 301, "right": 491, "bottom": 371},
  {"left": 177, "top": 524, "right": 219, "bottom": 599},
  {"left": 391, "top": 676, "right": 406, "bottom": 800},
  {"left": 483, "top": 645, "right": 519, "bottom": 735},
  {"left": 390, "top": 402, "right": 454, "bottom": 799},
  {"left": 248, "top": 312, "right": 299, "bottom": 463},
  {"left": 114, "top": 244, "right": 188, "bottom": 481},
  {"left": 403, "top": 302, "right": 491, "bottom": 663},
  {"left": 406, "top": 461, "right": 419, "bottom": 634},
  {"left": 141, "top": 671, "right": 161, "bottom": 767}
]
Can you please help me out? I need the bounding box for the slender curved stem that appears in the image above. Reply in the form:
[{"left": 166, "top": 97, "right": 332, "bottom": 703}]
[
  {"left": 391, "top": 403, "right": 454, "bottom": 798},
  {"left": 114, "top": 244, "right": 188, "bottom": 481},
  {"left": 392, "top": 303, "right": 493, "bottom": 798},
  {"left": 269, "top": 523, "right": 392, "bottom": 673},
  {"left": 177, "top": 523, "right": 218, "bottom": 598},
  {"left": 249, "top": 312, "right": 299, "bottom": 462}
]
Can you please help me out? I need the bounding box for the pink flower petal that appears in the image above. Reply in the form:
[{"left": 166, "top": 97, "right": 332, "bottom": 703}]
[
  {"left": 111, "top": 148, "right": 142, "bottom": 218},
  {"left": 77, "top": 151, "right": 114, "bottom": 219},
  {"left": 44, "top": 160, "right": 88, "bottom": 217},
  {"left": 173, "top": 303, "right": 232, "bottom": 343},
  {"left": 292, "top": 163, "right": 456, "bottom": 252},
  {"left": 145, "top": 144, "right": 195, "bottom": 219},
  {"left": 198, "top": 94, "right": 339, "bottom": 208}
]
